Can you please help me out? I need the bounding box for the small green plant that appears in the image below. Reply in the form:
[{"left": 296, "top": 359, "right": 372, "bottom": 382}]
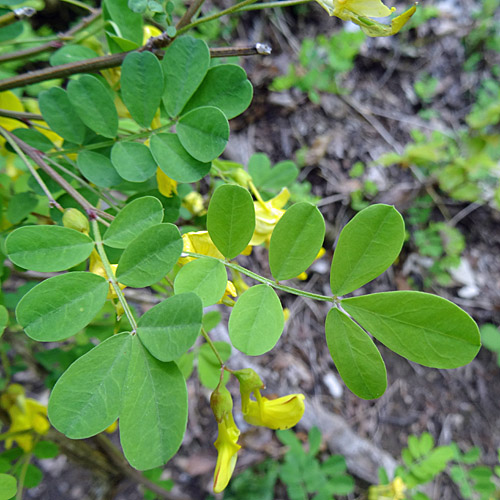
[
  {"left": 221, "top": 427, "right": 354, "bottom": 500},
  {"left": 414, "top": 74, "right": 439, "bottom": 104},
  {"left": 479, "top": 323, "right": 500, "bottom": 366},
  {"left": 449, "top": 444, "right": 500, "bottom": 500},
  {"left": 348, "top": 161, "right": 379, "bottom": 212},
  {"left": 374, "top": 434, "right": 500, "bottom": 500},
  {"left": 413, "top": 222, "right": 465, "bottom": 287},
  {"left": 271, "top": 30, "right": 365, "bottom": 103}
]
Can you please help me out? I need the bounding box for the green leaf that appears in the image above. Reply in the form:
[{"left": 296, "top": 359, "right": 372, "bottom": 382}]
[
  {"left": 0, "top": 305, "right": 7, "bottom": 338},
  {"left": 67, "top": 75, "right": 118, "bottom": 139},
  {"left": 6, "top": 192, "right": 37, "bottom": 224},
  {"left": 341, "top": 291, "right": 481, "bottom": 368},
  {"left": 202, "top": 310, "right": 222, "bottom": 331},
  {"left": 249, "top": 154, "right": 298, "bottom": 191},
  {"left": 121, "top": 52, "right": 164, "bottom": 127},
  {"left": 103, "top": 196, "right": 164, "bottom": 249},
  {"left": 24, "top": 465, "right": 42, "bottom": 488},
  {"left": 269, "top": 202, "right": 325, "bottom": 281},
  {"left": 419, "top": 432, "right": 434, "bottom": 456},
  {"left": 48, "top": 333, "right": 132, "bottom": 438},
  {"left": 12, "top": 128, "right": 54, "bottom": 152},
  {"left": 308, "top": 427, "right": 322, "bottom": 456},
  {"left": 150, "top": 133, "right": 211, "bottom": 182},
  {"left": 198, "top": 341, "right": 231, "bottom": 389},
  {"left": 77, "top": 151, "right": 121, "bottom": 188},
  {"left": 183, "top": 64, "right": 253, "bottom": 119},
  {"left": 480, "top": 324, "right": 500, "bottom": 352},
  {"left": 39, "top": 87, "right": 87, "bottom": 144},
  {"left": 174, "top": 258, "right": 227, "bottom": 306},
  {"left": 16, "top": 272, "right": 109, "bottom": 341},
  {"left": 330, "top": 204, "right": 405, "bottom": 296},
  {"left": 50, "top": 45, "right": 99, "bottom": 66},
  {"left": 0, "top": 474, "right": 16, "bottom": 499},
  {"left": 6, "top": 225, "right": 94, "bottom": 272},
  {"left": 33, "top": 441, "right": 59, "bottom": 459},
  {"left": 103, "top": 0, "right": 143, "bottom": 48},
  {"left": 110, "top": 142, "right": 157, "bottom": 182},
  {"left": 177, "top": 106, "right": 229, "bottom": 162},
  {"left": 116, "top": 223, "right": 183, "bottom": 287},
  {"left": 176, "top": 351, "right": 195, "bottom": 380},
  {"left": 120, "top": 337, "right": 188, "bottom": 470},
  {"left": 228, "top": 285, "right": 284, "bottom": 355},
  {"left": 206, "top": 184, "right": 255, "bottom": 259},
  {"left": 161, "top": 36, "right": 210, "bottom": 117},
  {"left": 137, "top": 293, "right": 202, "bottom": 362},
  {"left": 325, "top": 308, "right": 387, "bottom": 399}
]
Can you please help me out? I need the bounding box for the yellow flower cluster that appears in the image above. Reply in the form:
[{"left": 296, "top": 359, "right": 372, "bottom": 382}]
[
  {"left": 368, "top": 477, "right": 407, "bottom": 500},
  {"left": 314, "top": 0, "right": 416, "bottom": 37},
  {"left": 0, "top": 384, "right": 50, "bottom": 452},
  {"left": 211, "top": 369, "right": 305, "bottom": 493}
]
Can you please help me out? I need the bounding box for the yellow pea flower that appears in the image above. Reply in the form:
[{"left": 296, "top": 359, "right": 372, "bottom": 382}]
[
  {"left": 211, "top": 386, "right": 241, "bottom": 494},
  {"left": 243, "top": 392, "right": 306, "bottom": 430},
  {"left": 105, "top": 420, "right": 118, "bottom": 433},
  {"left": 156, "top": 168, "right": 177, "bottom": 198},
  {"left": 368, "top": 476, "right": 407, "bottom": 500},
  {"left": 143, "top": 24, "right": 162, "bottom": 45},
  {"left": 179, "top": 231, "right": 224, "bottom": 265},
  {"left": 235, "top": 368, "right": 306, "bottom": 430},
  {"left": 89, "top": 250, "right": 126, "bottom": 299},
  {"left": 250, "top": 188, "right": 290, "bottom": 246},
  {"left": 0, "top": 384, "right": 50, "bottom": 452},
  {"left": 315, "top": 0, "right": 416, "bottom": 37},
  {"left": 0, "top": 91, "right": 27, "bottom": 135},
  {"left": 182, "top": 191, "right": 206, "bottom": 217}
]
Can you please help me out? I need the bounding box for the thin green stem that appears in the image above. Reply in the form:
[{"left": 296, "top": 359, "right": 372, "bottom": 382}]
[
  {"left": 60, "top": 0, "right": 95, "bottom": 11},
  {"left": 184, "top": 252, "right": 335, "bottom": 302},
  {"left": 200, "top": 327, "right": 225, "bottom": 366},
  {"left": 91, "top": 220, "right": 138, "bottom": 332},
  {"left": 238, "top": 0, "right": 311, "bottom": 10},
  {"left": 0, "top": 347, "right": 10, "bottom": 383},
  {"left": 16, "top": 452, "right": 32, "bottom": 500},
  {"left": 46, "top": 122, "right": 173, "bottom": 158},
  {"left": 176, "top": 0, "right": 261, "bottom": 35},
  {"left": 0, "top": 126, "right": 63, "bottom": 211},
  {"left": 45, "top": 156, "right": 122, "bottom": 213}
]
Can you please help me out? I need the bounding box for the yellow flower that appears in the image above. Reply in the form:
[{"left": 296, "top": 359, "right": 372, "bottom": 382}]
[
  {"left": 315, "top": 0, "right": 416, "bottom": 37},
  {"left": 143, "top": 24, "right": 162, "bottom": 45},
  {"left": 0, "top": 384, "right": 50, "bottom": 452},
  {"left": 243, "top": 392, "right": 306, "bottom": 430},
  {"left": 210, "top": 386, "right": 241, "bottom": 494},
  {"left": 235, "top": 368, "right": 306, "bottom": 430},
  {"left": 250, "top": 188, "right": 290, "bottom": 246},
  {"left": 156, "top": 168, "right": 177, "bottom": 198},
  {"left": 105, "top": 420, "right": 118, "bottom": 433},
  {"left": 368, "top": 477, "right": 407, "bottom": 500},
  {"left": 0, "top": 91, "right": 27, "bottom": 135},
  {"left": 89, "top": 250, "right": 126, "bottom": 299},
  {"left": 182, "top": 191, "right": 206, "bottom": 217},
  {"left": 179, "top": 231, "right": 224, "bottom": 265}
]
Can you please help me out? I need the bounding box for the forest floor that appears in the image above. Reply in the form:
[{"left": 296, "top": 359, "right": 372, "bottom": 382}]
[{"left": 9, "top": 0, "right": 500, "bottom": 498}]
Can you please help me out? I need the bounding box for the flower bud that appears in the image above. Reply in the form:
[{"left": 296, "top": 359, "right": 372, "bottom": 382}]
[
  {"left": 210, "top": 385, "right": 233, "bottom": 422},
  {"left": 62, "top": 208, "right": 89, "bottom": 234}
]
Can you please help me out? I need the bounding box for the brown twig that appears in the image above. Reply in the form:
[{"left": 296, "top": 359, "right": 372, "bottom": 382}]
[
  {"left": 176, "top": 0, "right": 207, "bottom": 30},
  {"left": 0, "top": 108, "right": 43, "bottom": 122},
  {"left": 1, "top": 127, "right": 114, "bottom": 221},
  {"left": 0, "top": 43, "right": 271, "bottom": 92},
  {"left": 0, "top": 8, "right": 101, "bottom": 65}
]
